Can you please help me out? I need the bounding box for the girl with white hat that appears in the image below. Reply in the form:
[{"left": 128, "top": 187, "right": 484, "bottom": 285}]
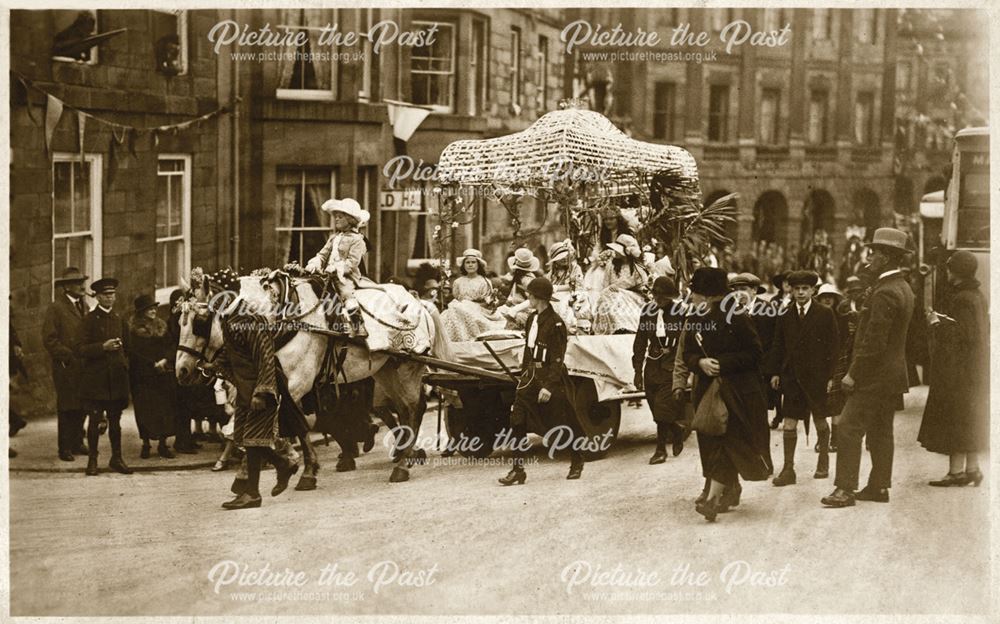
[
  {"left": 305, "top": 198, "right": 371, "bottom": 338},
  {"left": 440, "top": 249, "right": 506, "bottom": 341},
  {"left": 546, "top": 240, "right": 584, "bottom": 292},
  {"left": 592, "top": 233, "right": 648, "bottom": 334}
]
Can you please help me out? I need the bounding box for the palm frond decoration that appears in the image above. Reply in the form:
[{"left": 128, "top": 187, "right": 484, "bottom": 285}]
[{"left": 642, "top": 170, "right": 738, "bottom": 282}]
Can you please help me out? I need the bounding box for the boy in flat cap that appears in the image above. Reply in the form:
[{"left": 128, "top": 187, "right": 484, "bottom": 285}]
[
  {"left": 766, "top": 270, "right": 839, "bottom": 485},
  {"left": 77, "top": 278, "right": 133, "bottom": 476}
]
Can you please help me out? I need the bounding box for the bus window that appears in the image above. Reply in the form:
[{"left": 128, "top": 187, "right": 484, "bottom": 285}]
[{"left": 956, "top": 151, "right": 990, "bottom": 249}]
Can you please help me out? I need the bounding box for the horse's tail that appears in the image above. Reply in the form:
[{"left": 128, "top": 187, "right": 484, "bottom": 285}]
[{"left": 425, "top": 304, "right": 454, "bottom": 362}]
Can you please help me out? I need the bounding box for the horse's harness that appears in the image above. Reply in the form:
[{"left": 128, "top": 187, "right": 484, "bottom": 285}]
[{"left": 177, "top": 301, "right": 223, "bottom": 377}]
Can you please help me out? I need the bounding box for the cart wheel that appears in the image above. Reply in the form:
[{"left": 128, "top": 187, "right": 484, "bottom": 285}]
[{"left": 572, "top": 378, "right": 622, "bottom": 461}]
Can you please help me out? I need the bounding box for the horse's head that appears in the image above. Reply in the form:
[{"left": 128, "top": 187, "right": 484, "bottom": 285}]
[{"left": 175, "top": 281, "right": 224, "bottom": 385}]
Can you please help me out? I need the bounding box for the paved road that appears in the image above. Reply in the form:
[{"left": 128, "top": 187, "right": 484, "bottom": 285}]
[{"left": 8, "top": 385, "right": 993, "bottom": 617}]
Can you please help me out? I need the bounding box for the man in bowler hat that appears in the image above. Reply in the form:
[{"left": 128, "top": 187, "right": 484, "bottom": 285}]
[
  {"left": 822, "top": 228, "right": 914, "bottom": 507},
  {"left": 77, "top": 277, "right": 133, "bottom": 476},
  {"left": 42, "top": 267, "right": 91, "bottom": 461}
]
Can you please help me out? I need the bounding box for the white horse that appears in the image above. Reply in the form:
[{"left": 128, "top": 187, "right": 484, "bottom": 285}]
[{"left": 175, "top": 271, "right": 453, "bottom": 483}]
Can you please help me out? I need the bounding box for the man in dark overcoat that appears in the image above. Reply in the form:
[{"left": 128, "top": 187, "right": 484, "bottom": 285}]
[
  {"left": 499, "top": 277, "right": 586, "bottom": 485},
  {"left": 766, "top": 270, "right": 839, "bottom": 485},
  {"left": 633, "top": 276, "right": 687, "bottom": 463},
  {"left": 77, "top": 278, "right": 133, "bottom": 476},
  {"left": 199, "top": 270, "right": 299, "bottom": 510},
  {"left": 42, "top": 266, "right": 90, "bottom": 460},
  {"left": 822, "top": 228, "right": 915, "bottom": 507}
]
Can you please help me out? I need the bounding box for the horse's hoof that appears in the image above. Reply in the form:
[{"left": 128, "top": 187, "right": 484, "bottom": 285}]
[
  {"left": 389, "top": 466, "right": 410, "bottom": 483},
  {"left": 231, "top": 478, "right": 249, "bottom": 495},
  {"left": 295, "top": 475, "right": 317, "bottom": 491}
]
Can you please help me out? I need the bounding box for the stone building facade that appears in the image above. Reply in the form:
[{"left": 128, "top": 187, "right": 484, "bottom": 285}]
[
  {"left": 9, "top": 9, "right": 235, "bottom": 412},
  {"left": 569, "top": 7, "right": 901, "bottom": 261}
]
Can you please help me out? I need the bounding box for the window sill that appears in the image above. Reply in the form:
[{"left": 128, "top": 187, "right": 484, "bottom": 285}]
[{"left": 276, "top": 89, "right": 336, "bottom": 102}]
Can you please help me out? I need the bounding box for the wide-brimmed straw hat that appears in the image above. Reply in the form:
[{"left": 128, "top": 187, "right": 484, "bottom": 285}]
[
  {"left": 507, "top": 248, "right": 541, "bottom": 273},
  {"left": 459, "top": 248, "right": 488, "bottom": 272},
  {"left": 321, "top": 197, "right": 370, "bottom": 226}
]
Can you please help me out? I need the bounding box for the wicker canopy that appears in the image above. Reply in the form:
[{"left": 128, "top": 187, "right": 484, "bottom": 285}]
[{"left": 435, "top": 108, "right": 700, "bottom": 196}]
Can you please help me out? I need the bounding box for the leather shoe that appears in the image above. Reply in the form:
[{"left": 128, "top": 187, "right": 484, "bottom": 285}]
[
  {"left": 567, "top": 462, "right": 584, "bottom": 480},
  {"left": 856, "top": 485, "right": 889, "bottom": 503},
  {"left": 157, "top": 445, "right": 176, "bottom": 459},
  {"left": 821, "top": 488, "right": 856, "bottom": 507},
  {"left": 772, "top": 467, "right": 796, "bottom": 487},
  {"left": 222, "top": 493, "right": 262, "bottom": 510},
  {"left": 59, "top": 451, "right": 75, "bottom": 462},
  {"left": 271, "top": 461, "right": 299, "bottom": 497},
  {"left": 85, "top": 456, "right": 99, "bottom": 476},
  {"left": 174, "top": 446, "right": 198, "bottom": 455},
  {"left": 672, "top": 438, "right": 684, "bottom": 457},
  {"left": 719, "top": 483, "right": 742, "bottom": 511},
  {"left": 498, "top": 466, "right": 526, "bottom": 486},
  {"left": 649, "top": 448, "right": 667, "bottom": 465},
  {"left": 109, "top": 457, "right": 134, "bottom": 475},
  {"left": 140, "top": 445, "right": 151, "bottom": 459},
  {"left": 695, "top": 497, "right": 720, "bottom": 522},
  {"left": 928, "top": 472, "right": 967, "bottom": 487}
]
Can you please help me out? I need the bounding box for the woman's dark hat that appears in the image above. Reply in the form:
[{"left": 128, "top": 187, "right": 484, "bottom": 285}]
[
  {"left": 947, "top": 250, "right": 978, "bottom": 278},
  {"left": 690, "top": 267, "right": 729, "bottom": 297},
  {"left": 525, "top": 277, "right": 557, "bottom": 301},
  {"left": 133, "top": 294, "right": 158, "bottom": 313}
]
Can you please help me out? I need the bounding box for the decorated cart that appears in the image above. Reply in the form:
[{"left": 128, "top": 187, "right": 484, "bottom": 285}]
[{"left": 419, "top": 102, "right": 729, "bottom": 458}]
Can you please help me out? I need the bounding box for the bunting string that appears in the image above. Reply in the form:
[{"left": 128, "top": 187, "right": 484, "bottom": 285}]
[{"left": 14, "top": 70, "right": 239, "bottom": 135}]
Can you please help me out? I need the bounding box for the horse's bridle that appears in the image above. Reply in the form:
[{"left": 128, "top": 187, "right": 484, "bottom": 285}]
[{"left": 177, "top": 302, "right": 223, "bottom": 376}]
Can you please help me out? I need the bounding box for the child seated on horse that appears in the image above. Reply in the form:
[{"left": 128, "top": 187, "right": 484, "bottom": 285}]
[{"left": 305, "top": 198, "right": 370, "bottom": 338}]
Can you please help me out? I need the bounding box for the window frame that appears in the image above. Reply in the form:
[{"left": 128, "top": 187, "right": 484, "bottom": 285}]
[
  {"left": 51, "top": 153, "right": 103, "bottom": 301},
  {"left": 276, "top": 8, "right": 340, "bottom": 102},
  {"left": 537, "top": 34, "right": 549, "bottom": 114},
  {"left": 807, "top": 89, "right": 830, "bottom": 145},
  {"left": 154, "top": 155, "right": 192, "bottom": 302},
  {"left": 357, "top": 8, "right": 374, "bottom": 102},
  {"left": 468, "top": 17, "right": 489, "bottom": 116},
  {"left": 652, "top": 81, "right": 676, "bottom": 141},
  {"left": 854, "top": 91, "right": 876, "bottom": 146},
  {"left": 707, "top": 84, "right": 730, "bottom": 143},
  {"left": 812, "top": 9, "right": 832, "bottom": 41},
  {"left": 759, "top": 87, "right": 782, "bottom": 145},
  {"left": 409, "top": 19, "right": 457, "bottom": 113},
  {"left": 274, "top": 168, "right": 339, "bottom": 266},
  {"left": 152, "top": 9, "right": 189, "bottom": 76},
  {"left": 510, "top": 26, "right": 523, "bottom": 109}
]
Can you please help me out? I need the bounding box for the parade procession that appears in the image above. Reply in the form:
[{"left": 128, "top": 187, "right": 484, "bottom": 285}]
[{"left": 4, "top": 4, "right": 995, "bottom": 620}]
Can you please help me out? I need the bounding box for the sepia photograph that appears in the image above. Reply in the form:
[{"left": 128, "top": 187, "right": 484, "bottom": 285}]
[{"left": 2, "top": 2, "right": 996, "bottom": 620}]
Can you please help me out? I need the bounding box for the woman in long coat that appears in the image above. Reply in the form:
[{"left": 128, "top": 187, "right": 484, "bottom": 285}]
[
  {"left": 918, "top": 251, "right": 989, "bottom": 487},
  {"left": 129, "top": 294, "right": 178, "bottom": 458},
  {"left": 684, "top": 267, "right": 773, "bottom": 522}
]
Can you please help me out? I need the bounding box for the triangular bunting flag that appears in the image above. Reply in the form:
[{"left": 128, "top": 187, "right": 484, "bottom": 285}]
[
  {"left": 77, "top": 111, "right": 87, "bottom": 164},
  {"left": 44, "top": 94, "right": 64, "bottom": 155}
]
